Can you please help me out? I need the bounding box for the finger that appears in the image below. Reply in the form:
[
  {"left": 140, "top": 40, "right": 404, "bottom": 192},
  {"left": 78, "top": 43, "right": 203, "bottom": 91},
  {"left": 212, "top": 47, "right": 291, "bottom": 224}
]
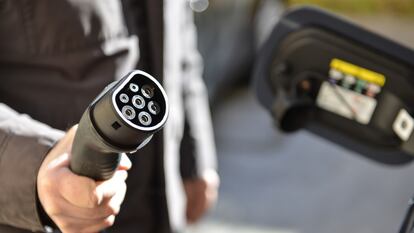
[
  {"left": 118, "top": 153, "right": 132, "bottom": 170},
  {"left": 53, "top": 214, "right": 115, "bottom": 233},
  {"left": 55, "top": 173, "right": 127, "bottom": 219},
  {"left": 50, "top": 194, "right": 121, "bottom": 221},
  {"left": 95, "top": 170, "right": 128, "bottom": 203},
  {"left": 58, "top": 168, "right": 127, "bottom": 208},
  {"left": 106, "top": 180, "right": 127, "bottom": 211},
  {"left": 91, "top": 177, "right": 127, "bottom": 219}
]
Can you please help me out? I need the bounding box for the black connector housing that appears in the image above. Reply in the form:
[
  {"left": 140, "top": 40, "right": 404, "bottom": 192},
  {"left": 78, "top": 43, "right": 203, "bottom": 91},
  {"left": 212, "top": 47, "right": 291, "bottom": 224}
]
[{"left": 70, "top": 70, "right": 169, "bottom": 180}]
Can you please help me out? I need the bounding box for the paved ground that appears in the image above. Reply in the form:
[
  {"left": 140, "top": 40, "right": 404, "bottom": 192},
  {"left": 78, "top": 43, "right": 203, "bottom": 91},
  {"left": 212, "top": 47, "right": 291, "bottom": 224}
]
[{"left": 189, "top": 13, "right": 414, "bottom": 233}]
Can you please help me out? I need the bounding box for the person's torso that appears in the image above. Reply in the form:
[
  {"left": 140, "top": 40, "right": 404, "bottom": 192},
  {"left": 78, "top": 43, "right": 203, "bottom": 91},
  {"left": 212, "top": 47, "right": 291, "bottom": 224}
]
[{"left": 0, "top": 0, "right": 134, "bottom": 130}]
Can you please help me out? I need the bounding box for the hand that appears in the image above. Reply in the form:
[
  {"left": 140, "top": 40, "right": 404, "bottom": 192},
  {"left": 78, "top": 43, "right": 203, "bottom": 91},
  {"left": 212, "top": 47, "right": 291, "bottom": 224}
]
[
  {"left": 37, "top": 125, "right": 131, "bottom": 233},
  {"left": 184, "top": 170, "right": 220, "bottom": 224}
]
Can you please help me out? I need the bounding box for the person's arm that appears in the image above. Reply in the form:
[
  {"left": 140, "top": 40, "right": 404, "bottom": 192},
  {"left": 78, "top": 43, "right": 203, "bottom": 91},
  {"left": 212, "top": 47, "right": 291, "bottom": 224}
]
[
  {"left": 0, "top": 103, "right": 130, "bottom": 233},
  {"left": 179, "top": 5, "right": 220, "bottom": 224},
  {"left": 0, "top": 103, "right": 64, "bottom": 231}
]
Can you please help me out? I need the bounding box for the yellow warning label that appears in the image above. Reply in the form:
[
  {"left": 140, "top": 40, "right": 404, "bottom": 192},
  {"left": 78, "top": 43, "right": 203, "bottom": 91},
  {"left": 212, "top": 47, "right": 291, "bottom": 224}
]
[{"left": 330, "top": 58, "right": 386, "bottom": 86}]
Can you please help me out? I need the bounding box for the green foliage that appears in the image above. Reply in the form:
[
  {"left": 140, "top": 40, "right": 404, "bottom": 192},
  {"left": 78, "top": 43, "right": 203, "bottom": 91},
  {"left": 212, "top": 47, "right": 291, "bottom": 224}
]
[{"left": 287, "top": 0, "right": 414, "bottom": 16}]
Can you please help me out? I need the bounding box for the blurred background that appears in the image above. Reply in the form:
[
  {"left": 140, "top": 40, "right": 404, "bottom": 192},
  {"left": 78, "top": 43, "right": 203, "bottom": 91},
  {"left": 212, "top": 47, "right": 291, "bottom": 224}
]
[{"left": 187, "top": 0, "right": 414, "bottom": 232}]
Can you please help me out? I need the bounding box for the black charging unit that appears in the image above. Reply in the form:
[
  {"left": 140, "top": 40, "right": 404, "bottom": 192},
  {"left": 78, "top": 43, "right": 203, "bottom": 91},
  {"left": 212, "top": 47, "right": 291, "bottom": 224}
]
[
  {"left": 254, "top": 6, "right": 414, "bottom": 165},
  {"left": 253, "top": 6, "right": 414, "bottom": 233}
]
